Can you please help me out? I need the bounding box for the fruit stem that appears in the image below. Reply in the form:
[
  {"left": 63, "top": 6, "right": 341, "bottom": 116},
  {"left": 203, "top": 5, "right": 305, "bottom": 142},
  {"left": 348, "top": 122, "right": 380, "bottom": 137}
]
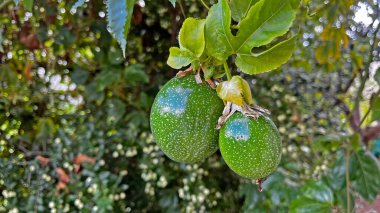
[{"left": 223, "top": 62, "right": 232, "bottom": 80}]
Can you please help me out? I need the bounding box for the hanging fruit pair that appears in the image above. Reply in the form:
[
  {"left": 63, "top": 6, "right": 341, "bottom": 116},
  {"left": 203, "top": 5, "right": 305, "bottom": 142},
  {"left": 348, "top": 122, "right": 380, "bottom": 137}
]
[
  {"left": 150, "top": 74, "right": 282, "bottom": 187},
  {"left": 150, "top": 0, "right": 299, "bottom": 190}
]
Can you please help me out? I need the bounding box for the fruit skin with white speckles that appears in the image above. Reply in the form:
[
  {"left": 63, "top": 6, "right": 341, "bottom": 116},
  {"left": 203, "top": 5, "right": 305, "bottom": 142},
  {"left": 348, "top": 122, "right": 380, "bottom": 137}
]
[
  {"left": 219, "top": 113, "right": 282, "bottom": 179},
  {"left": 150, "top": 75, "right": 224, "bottom": 163}
]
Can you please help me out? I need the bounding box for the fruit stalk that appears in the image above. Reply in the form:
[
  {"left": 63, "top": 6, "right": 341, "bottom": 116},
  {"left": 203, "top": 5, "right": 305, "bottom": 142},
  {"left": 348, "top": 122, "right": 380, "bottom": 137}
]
[{"left": 223, "top": 62, "right": 232, "bottom": 80}]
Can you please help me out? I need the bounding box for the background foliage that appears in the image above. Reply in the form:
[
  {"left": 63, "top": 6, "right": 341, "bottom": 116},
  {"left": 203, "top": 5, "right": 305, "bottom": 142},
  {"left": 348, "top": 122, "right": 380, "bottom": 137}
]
[{"left": 1, "top": 0, "right": 380, "bottom": 212}]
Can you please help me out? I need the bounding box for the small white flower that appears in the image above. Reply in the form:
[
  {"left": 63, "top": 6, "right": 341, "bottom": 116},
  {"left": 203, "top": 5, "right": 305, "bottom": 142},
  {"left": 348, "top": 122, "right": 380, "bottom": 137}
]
[
  {"left": 157, "top": 176, "right": 168, "bottom": 188},
  {"left": 63, "top": 162, "right": 70, "bottom": 169},
  {"left": 114, "top": 194, "right": 120, "bottom": 201},
  {"left": 215, "top": 192, "right": 222, "bottom": 198},
  {"left": 178, "top": 188, "right": 184, "bottom": 198},
  {"left": 86, "top": 177, "right": 92, "bottom": 184},
  {"left": 112, "top": 151, "right": 119, "bottom": 158},
  {"left": 152, "top": 158, "right": 159, "bottom": 164},
  {"left": 2, "top": 190, "right": 7, "bottom": 198},
  {"left": 190, "top": 176, "right": 195, "bottom": 182},
  {"left": 197, "top": 194, "right": 205, "bottom": 203},
  {"left": 203, "top": 188, "right": 210, "bottom": 195},
  {"left": 54, "top": 138, "right": 61, "bottom": 144},
  {"left": 120, "top": 192, "right": 126, "bottom": 199},
  {"left": 63, "top": 204, "right": 70, "bottom": 212},
  {"left": 117, "top": 144, "right": 123, "bottom": 150},
  {"left": 87, "top": 187, "right": 93, "bottom": 193},
  {"left": 49, "top": 201, "right": 55, "bottom": 208},
  {"left": 9, "top": 208, "right": 19, "bottom": 213},
  {"left": 74, "top": 199, "right": 83, "bottom": 208}
]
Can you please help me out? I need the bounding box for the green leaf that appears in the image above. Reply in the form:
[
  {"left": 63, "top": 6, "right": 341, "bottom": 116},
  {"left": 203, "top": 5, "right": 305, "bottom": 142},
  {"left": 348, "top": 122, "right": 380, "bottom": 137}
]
[
  {"left": 239, "top": 183, "right": 261, "bottom": 210},
  {"left": 85, "top": 82, "right": 105, "bottom": 102},
  {"left": 0, "top": 27, "right": 4, "bottom": 52},
  {"left": 350, "top": 133, "right": 361, "bottom": 152},
  {"left": 96, "top": 197, "right": 112, "bottom": 210},
  {"left": 138, "top": 92, "right": 153, "bottom": 110},
  {"left": 108, "top": 46, "right": 124, "bottom": 65},
  {"left": 289, "top": 197, "right": 332, "bottom": 213},
  {"left": 95, "top": 68, "right": 121, "bottom": 91},
  {"left": 323, "top": 156, "right": 346, "bottom": 191},
  {"left": 56, "top": 27, "right": 75, "bottom": 47},
  {"left": 234, "top": 0, "right": 299, "bottom": 52},
  {"left": 107, "top": 98, "right": 126, "bottom": 122},
  {"left": 167, "top": 47, "right": 195, "bottom": 69},
  {"left": 124, "top": 64, "right": 149, "bottom": 84},
  {"left": 70, "top": 66, "right": 89, "bottom": 85},
  {"left": 371, "top": 96, "right": 380, "bottom": 122},
  {"left": 106, "top": 0, "right": 135, "bottom": 57},
  {"left": 216, "top": 76, "right": 252, "bottom": 106},
  {"left": 350, "top": 150, "right": 380, "bottom": 202},
  {"left": 289, "top": 180, "right": 333, "bottom": 213},
  {"left": 229, "top": 0, "right": 259, "bottom": 22},
  {"left": 302, "top": 180, "right": 334, "bottom": 203},
  {"left": 235, "top": 36, "right": 296, "bottom": 74},
  {"left": 179, "top": 18, "right": 206, "bottom": 58},
  {"left": 203, "top": 66, "right": 215, "bottom": 80},
  {"left": 205, "top": 0, "right": 234, "bottom": 61},
  {"left": 375, "top": 68, "right": 380, "bottom": 85},
  {"left": 158, "top": 190, "right": 178, "bottom": 209},
  {"left": 203, "top": 65, "right": 225, "bottom": 80},
  {"left": 71, "top": 0, "right": 86, "bottom": 12},
  {"left": 336, "top": 189, "right": 355, "bottom": 213},
  {"left": 312, "top": 134, "right": 344, "bottom": 152},
  {"left": 167, "top": 18, "right": 206, "bottom": 69},
  {"left": 169, "top": 0, "right": 176, "bottom": 7},
  {"left": 24, "top": 0, "right": 33, "bottom": 12},
  {"left": 36, "top": 118, "right": 56, "bottom": 140}
]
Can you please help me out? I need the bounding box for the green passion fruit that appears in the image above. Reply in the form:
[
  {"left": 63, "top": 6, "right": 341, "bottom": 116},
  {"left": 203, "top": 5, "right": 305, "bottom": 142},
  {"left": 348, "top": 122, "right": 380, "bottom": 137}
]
[
  {"left": 150, "top": 75, "right": 224, "bottom": 163},
  {"left": 219, "top": 112, "right": 282, "bottom": 179}
]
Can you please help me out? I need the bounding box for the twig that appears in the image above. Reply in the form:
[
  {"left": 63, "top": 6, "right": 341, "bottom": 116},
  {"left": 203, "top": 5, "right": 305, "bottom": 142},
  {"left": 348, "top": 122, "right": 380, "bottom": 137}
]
[
  {"left": 199, "top": 0, "right": 210, "bottom": 10},
  {"left": 359, "top": 91, "right": 379, "bottom": 127},
  {"left": 353, "top": 16, "right": 380, "bottom": 113},
  {"left": 178, "top": 0, "right": 186, "bottom": 19}
]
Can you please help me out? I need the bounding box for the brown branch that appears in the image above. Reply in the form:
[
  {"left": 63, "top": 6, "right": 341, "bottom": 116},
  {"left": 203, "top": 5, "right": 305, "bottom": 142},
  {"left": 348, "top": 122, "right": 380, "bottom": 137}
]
[{"left": 363, "top": 122, "right": 380, "bottom": 144}]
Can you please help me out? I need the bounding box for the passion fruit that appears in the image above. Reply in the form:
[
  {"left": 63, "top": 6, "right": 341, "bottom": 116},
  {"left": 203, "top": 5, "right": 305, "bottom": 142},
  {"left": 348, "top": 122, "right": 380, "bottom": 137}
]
[
  {"left": 219, "top": 112, "right": 282, "bottom": 179},
  {"left": 150, "top": 75, "right": 224, "bottom": 163}
]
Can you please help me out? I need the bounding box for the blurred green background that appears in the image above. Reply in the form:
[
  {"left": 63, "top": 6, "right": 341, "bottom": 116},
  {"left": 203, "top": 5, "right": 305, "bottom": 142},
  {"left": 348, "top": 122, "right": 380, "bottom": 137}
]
[{"left": 1, "top": 0, "right": 380, "bottom": 212}]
